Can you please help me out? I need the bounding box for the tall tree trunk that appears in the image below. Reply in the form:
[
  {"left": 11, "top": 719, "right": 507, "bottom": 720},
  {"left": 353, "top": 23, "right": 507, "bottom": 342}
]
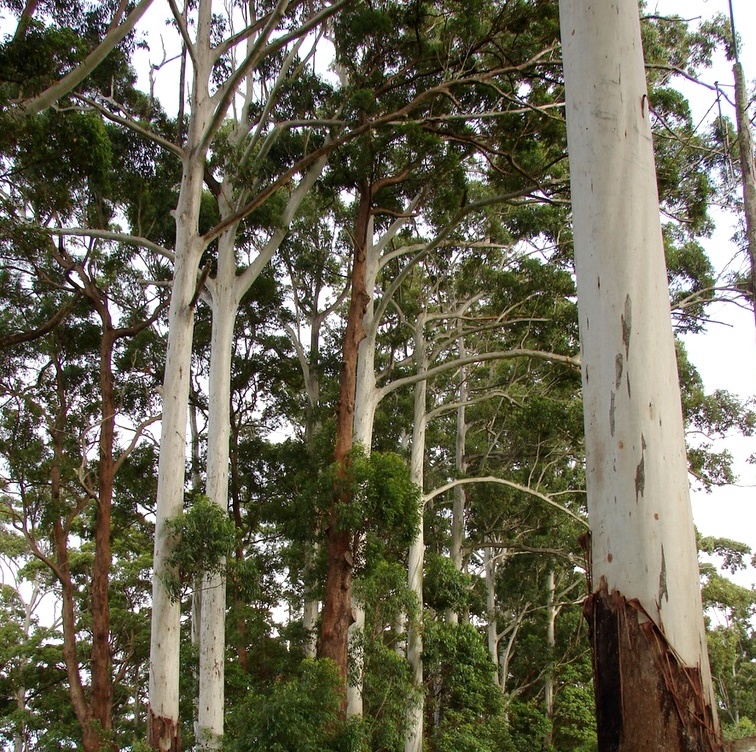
[
  {"left": 732, "top": 58, "right": 756, "bottom": 329},
  {"left": 148, "top": 0, "right": 213, "bottom": 735},
  {"left": 302, "top": 316, "right": 322, "bottom": 658},
  {"left": 559, "top": 1, "right": 722, "bottom": 749},
  {"left": 484, "top": 545, "right": 498, "bottom": 684},
  {"left": 405, "top": 313, "right": 427, "bottom": 752},
  {"left": 90, "top": 324, "right": 115, "bottom": 744},
  {"left": 346, "top": 214, "right": 378, "bottom": 718},
  {"left": 544, "top": 568, "right": 556, "bottom": 748},
  {"left": 196, "top": 220, "right": 239, "bottom": 750},
  {"left": 49, "top": 358, "right": 98, "bottom": 752},
  {"left": 448, "top": 333, "right": 467, "bottom": 625},
  {"left": 148, "top": 0, "right": 217, "bottom": 743},
  {"left": 319, "top": 182, "right": 372, "bottom": 693}
]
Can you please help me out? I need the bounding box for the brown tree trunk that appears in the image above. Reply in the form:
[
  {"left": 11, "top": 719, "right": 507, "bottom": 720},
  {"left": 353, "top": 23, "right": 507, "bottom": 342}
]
[
  {"left": 586, "top": 581, "right": 720, "bottom": 752},
  {"left": 50, "top": 357, "right": 98, "bottom": 752},
  {"left": 90, "top": 323, "right": 115, "bottom": 739},
  {"left": 318, "top": 181, "right": 372, "bottom": 688}
]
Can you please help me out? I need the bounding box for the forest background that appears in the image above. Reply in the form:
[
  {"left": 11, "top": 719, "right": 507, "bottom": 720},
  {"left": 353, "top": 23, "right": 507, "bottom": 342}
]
[{"left": 1, "top": 1, "right": 756, "bottom": 751}]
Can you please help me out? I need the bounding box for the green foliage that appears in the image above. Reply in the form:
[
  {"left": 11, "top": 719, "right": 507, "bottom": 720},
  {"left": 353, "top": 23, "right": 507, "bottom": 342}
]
[
  {"left": 164, "top": 494, "right": 238, "bottom": 602},
  {"left": 552, "top": 664, "right": 598, "bottom": 752},
  {"left": 317, "top": 447, "right": 421, "bottom": 572},
  {"left": 424, "top": 621, "right": 505, "bottom": 752},
  {"left": 424, "top": 552, "right": 474, "bottom": 614},
  {"left": 229, "top": 658, "right": 369, "bottom": 752},
  {"left": 362, "top": 641, "right": 416, "bottom": 752}
]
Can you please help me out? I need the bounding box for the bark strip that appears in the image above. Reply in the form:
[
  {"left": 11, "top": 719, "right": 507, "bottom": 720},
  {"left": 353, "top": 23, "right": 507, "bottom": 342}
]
[
  {"left": 585, "top": 579, "right": 722, "bottom": 752},
  {"left": 148, "top": 711, "right": 180, "bottom": 752}
]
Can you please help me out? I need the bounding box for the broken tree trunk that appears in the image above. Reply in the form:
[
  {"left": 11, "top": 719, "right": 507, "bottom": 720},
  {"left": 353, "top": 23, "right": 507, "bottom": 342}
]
[{"left": 559, "top": 1, "right": 722, "bottom": 750}]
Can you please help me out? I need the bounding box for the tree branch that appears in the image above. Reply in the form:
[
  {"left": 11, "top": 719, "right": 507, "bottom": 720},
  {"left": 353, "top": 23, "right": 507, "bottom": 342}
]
[
  {"left": 423, "top": 476, "right": 587, "bottom": 526},
  {"left": 18, "top": 0, "right": 154, "bottom": 115}
]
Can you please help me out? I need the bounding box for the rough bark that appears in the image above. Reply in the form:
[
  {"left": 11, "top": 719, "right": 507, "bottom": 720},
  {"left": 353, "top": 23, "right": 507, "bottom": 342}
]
[
  {"left": 319, "top": 182, "right": 372, "bottom": 689},
  {"left": 586, "top": 580, "right": 720, "bottom": 752},
  {"left": 90, "top": 325, "right": 115, "bottom": 741}
]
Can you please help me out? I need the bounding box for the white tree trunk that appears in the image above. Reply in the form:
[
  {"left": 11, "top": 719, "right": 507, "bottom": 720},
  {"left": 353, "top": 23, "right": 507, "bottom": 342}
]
[
  {"left": 196, "top": 218, "right": 238, "bottom": 750},
  {"left": 148, "top": 4, "right": 213, "bottom": 747},
  {"left": 195, "top": 146, "right": 331, "bottom": 741},
  {"left": 448, "top": 333, "right": 467, "bottom": 625},
  {"left": 346, "top": 217, "right": 378, "bottom": 718},
  {"left": 484, "top": 545, "right": 498, "bottom": 683},
  {"left": 733, "top": 59, "right": 756, "bottom": 329},
  {"left": 560, "top": 0, "right": 721, "bottom": 748},
  {"left": 544, "top": 568, "right": 556, "bottom": 747},
  {"left": 405, "top": 314, "right": 427, "bottom": 752},
  {"left": 148, "top": 164, "right": 207, "bottom": 752}
]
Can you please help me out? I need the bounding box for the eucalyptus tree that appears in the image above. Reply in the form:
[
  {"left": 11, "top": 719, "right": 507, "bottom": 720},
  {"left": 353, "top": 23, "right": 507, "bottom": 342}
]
[
  {"left": 0, "top": 199, "right": 166, "bottom": 752},
  {"left": 560, "top": 0, "right": 721, "bottom": 747},
  {"left": 43, "top": 1, "right": 350, "bottom": 745},
  {"left": 0, "top": 0, "right": 154, "bottom": 118},
  {"left": 310, "top": 0, "right": 577, "bottom": 710}
]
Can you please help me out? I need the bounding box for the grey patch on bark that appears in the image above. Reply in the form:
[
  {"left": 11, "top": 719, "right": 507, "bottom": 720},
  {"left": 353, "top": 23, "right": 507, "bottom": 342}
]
[
  {"left": 635, "top": 434, "right": 646, "bottom": 501},
  {"left": 658, "top": 544, "right": 668, "bottom": 604},
  {"left": 615, "top": 352, "right": 624, "bottom": 390},
  {"left": 621, "top": 294, "right": 632, "bottom": 356},
  {"left": 610, "top": 391, "right": 616, "bottom": 437}
]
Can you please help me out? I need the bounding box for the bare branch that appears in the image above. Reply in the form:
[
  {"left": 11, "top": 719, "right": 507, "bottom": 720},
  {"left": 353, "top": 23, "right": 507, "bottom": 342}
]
[
  {"left": 47, "top": 227, "right": 174, "bottom": 261},
  {"left": 423, "top": 476, "right": 587, "bottom": 527},
  {"left": 18, "top": 0, "right": 154, "bottom": 115}
]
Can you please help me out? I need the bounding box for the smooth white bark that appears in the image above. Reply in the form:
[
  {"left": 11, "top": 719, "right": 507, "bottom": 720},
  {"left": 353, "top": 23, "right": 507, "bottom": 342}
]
[
  {"left": 19, "top": 0, "right": 154, "bottom": 115},
  {"left": 448, "top": 332, "right": 467, "bottom": 625},
  {"left": 148, "top": 2, "right": 213, "bottom": 742},
  {"left": 544, "top": 568, "right": 555, "bottom": 745},
  {"left": 405, "top": 315, "right": 427, "bottom": 752},
  {"left": 195, "top": 138, "right": 332, "bottom": 739},
  {"left": 148, "top": 164, "right": 208, "bottom": 744},
  {"left": 346, "top": 218, "right": 377, "bottom": 718},
  {"left": 195, "top": 218, "right": 238, "bottom": 749},
  {"left": 560, "top": 0, "right": 714, "bottom": 696},
  {"left": 484, "top": 545, "right": 498, "bottom": 681}
]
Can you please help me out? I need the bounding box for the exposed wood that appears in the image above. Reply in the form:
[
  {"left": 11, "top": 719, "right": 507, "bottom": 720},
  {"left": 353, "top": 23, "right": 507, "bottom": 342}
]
[
  {"left": 586, "top": 581, "right": 720, "bottom": 752},
  {"left": 148, "top": 711, "right": 180, "bottom": 752}
]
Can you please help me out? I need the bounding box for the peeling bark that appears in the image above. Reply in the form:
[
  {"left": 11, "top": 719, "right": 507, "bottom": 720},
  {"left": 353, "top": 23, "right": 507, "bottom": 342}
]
[
  {"left": 585, "top": 580, "right": 721, "bottom": 752},
  {"left": 148, "top": 711, "right": 180, "bottom": 752}
]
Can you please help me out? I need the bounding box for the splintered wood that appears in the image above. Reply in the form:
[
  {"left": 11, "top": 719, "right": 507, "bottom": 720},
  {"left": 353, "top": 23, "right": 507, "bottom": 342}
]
[{"left": 585, "top": 579, "right": 722, "bottom": 752}]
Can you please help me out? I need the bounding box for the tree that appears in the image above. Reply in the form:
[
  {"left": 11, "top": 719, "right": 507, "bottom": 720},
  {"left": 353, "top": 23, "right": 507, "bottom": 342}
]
[{"left": 560, "top": 0, "right": 721, "bottom": 748}]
